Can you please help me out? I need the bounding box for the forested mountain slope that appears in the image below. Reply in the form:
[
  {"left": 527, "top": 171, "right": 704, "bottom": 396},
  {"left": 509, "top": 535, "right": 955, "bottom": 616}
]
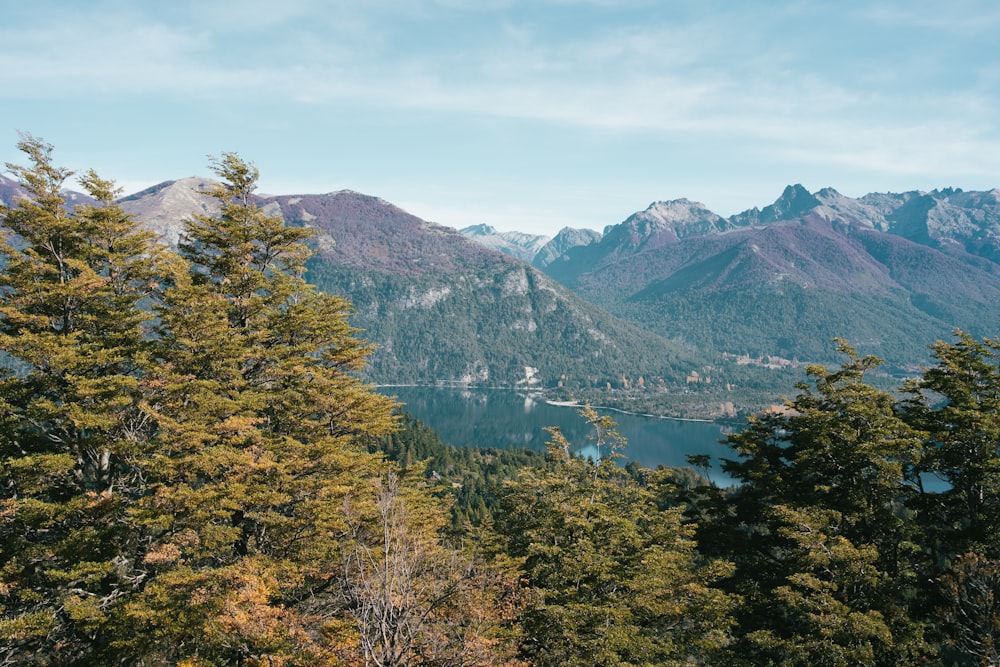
[
  {"left": 115, "top": 180, "right": 699, "bottom": 390},
  {"left": 269, "top": 190, "right": 698, "bottom": 388}
]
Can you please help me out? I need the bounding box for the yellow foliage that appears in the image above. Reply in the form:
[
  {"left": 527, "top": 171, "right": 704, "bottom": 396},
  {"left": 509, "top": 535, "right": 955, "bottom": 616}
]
[{"left": 143, "top": 542, "right": 183, "bottom": 566}]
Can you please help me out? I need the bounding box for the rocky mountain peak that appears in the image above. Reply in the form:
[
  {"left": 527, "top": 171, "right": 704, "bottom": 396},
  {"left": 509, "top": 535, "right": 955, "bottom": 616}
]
[
  {"left": 759, "top": 184, "right": 821, "bottom": 222},
  {"left": 533, "top": 226, "right": 603, "bottom": 268},
  {"left": 459, "top": 224, "right": 551, "bottom": 263},
  {"left": 605, "top": 198, "right": 730, "bottom": 250},
  {"left": 461, "top": 223, "right": 499, "bottom": 237},
  {"left": 118, "top": 177, "right": 220, "bottom": 245},
  {"left": 640, "top": 198, "right": 722, "bottom": 226},
  {"left": 815, "top": 187, "right": 843, "bottom": 199}
]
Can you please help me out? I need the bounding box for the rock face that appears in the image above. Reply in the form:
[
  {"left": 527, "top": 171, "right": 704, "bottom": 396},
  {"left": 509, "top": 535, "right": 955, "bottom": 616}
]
[
  {"left": 459, "top": 223, "right": 551, "bottom": 263},
  {"left": 118, "top": 177, "right": 220, "bottom": 245}
]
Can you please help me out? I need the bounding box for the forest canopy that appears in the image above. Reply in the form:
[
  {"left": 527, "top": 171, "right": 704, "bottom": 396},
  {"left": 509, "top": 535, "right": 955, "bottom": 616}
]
[{"left": 2, "top": 136, "right": 1000, "bottom": 666}]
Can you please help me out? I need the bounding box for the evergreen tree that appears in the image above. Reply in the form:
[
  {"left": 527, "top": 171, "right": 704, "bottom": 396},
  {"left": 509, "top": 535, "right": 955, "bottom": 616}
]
[
  {"left": 498, "top": 407, "right": 736, "bottom": 666},
  {"left": 901, "top": 331, "right": 1000, "bottom": 559},
  {"left": 0, "top": 135, "right": 168, "bottom": 664},
  {"left": 0, "top": 143, "right": 521, "bottom": 665},
  {"left": 712, "top": 342, "right": 931, "bottom": 665},
  {"left": 900, "top": 331, "right": 1000, "bottom": 664},
  {"left": 117, "top": 152, "right": 400, "bottom": 664}
]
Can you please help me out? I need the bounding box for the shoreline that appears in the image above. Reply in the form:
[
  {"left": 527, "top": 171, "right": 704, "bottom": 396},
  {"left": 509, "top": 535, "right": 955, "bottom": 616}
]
[
  {"left": 375, "top": 383, "right": 720, "bottom": 424},
  {"left": 539, "top": 398, "right": 716, "bottom": 424}
]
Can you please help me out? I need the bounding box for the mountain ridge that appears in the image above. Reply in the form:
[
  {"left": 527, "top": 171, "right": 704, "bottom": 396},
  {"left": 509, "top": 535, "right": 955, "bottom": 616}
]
[
  {"left": 108, "top": 181, "right": 701, "bottom": 394},
  {"left": 459, "top": 224, "right": 550, "bottom": 263},
  {"left": 540, "top": 184, "right": 1000, "bottom": 370},
  {"left": 8, "top": 172, "right": 998, "bottom": 412}
]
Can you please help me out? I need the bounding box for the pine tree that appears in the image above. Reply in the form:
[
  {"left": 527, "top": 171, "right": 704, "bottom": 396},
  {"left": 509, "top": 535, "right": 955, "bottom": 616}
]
[{"left": 0, "top": 134, "right": 168, "bottom": 664}]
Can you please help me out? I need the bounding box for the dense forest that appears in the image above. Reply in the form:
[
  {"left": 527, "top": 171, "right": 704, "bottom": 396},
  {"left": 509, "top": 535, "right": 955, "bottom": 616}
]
[{"left": 2, "top": 136, "right": 1000, "bottom": 666}]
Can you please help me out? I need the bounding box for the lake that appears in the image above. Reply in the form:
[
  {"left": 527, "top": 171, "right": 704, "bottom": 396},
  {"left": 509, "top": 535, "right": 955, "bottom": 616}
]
[{"left": 378, "top": 386, "right": 737, "bottom": 484}]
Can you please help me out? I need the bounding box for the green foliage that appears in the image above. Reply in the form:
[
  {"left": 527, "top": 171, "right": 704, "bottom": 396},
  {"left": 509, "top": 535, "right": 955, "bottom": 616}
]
[
  {"left": 901, "top": 331, "right": 1000, "bottom": 557},
  {"left": 7, "top": 137, "right": 1000, "bottom": 666},
  {"left": 2, "top": 141, "right": 518, "bottom": 666},
  {"left": 0, "top": 134, "right": 169, "bottom": 664},
  {"left": 497, "top": 408, "right": 737, "bottom": 666},
  {"left": 899, "top": 331, "right": 1000, "bottom": 665},
  {"left": 371, "top": 409, "right": 547, "bottom": 532},
  {"left": 709, "top": 341, "right": 932, "bottom": 665},
  {"left": 115, "top": 151, "right": 400, "bottom": 664},
  {"left": 303, "top": 260, "right": 697, "bottom": 392}
]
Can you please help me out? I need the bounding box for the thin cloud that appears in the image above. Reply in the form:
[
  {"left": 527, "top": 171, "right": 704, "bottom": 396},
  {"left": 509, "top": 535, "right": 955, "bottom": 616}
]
[
  {"left": 2, "top": 0, "right": 997, "bottom": 216},
  {"left": 858, "top": 0, "right": 1000, "bottom": 34},
  {"left": 2, "top": 2, "right": 987, "bottom": 140}
]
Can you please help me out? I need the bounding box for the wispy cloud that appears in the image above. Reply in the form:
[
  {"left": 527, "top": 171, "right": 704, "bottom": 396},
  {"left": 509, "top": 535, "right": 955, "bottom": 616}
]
[
  {"left": 858, "top": 0, "right": 1000, "bottom": 34},
  {"left": 2, "top": 0, "right": 997, "bottom": 203}
]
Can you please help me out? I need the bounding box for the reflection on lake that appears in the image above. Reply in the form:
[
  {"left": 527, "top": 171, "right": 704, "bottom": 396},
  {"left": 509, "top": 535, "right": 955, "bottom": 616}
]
[{"left": 379, "top": 387, "right": 736, "bottom": 484}]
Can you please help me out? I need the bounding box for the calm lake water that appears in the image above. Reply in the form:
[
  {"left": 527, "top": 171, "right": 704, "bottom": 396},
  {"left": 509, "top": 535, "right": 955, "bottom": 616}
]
[{"left": 379, "top": 387, "right": 737, "bottom": 484}]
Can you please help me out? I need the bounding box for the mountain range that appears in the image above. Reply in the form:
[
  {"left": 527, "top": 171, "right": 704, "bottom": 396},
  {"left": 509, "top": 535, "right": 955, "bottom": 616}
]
[
  {"left": 3, "top": 173, "right": 695, "bottom": 394},
  {"left": 115, "top": 178, "right": 696, "bottom": 393},
  {"left": 263, "top": 190, "right": 695, "bottom": 389},
  {"left": 457, "top": 224, "right": 605, "bottom": 270},
  {"left": 4, "top": 171, "right": 999, "bottom": 414},
  {"left": 535, "top": 184, "right": 1000, "bottom": 370}
]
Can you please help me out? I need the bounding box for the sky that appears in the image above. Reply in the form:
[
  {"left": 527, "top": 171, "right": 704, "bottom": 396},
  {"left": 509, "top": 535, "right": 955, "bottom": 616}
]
[{"left": 2, "top": 0, "right": 999, "bottom": 237}]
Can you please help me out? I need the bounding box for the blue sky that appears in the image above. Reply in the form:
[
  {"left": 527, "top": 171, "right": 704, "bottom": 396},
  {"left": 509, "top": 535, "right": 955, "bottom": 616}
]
[{"left": 2, "top": 0, "right": 998, "bottom": 236}]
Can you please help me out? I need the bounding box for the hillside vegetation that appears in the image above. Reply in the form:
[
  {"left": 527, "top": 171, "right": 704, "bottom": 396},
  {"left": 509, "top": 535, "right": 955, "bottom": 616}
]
[{"left": 3, "top": 138, "right": 1000, "bottom": 665}]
